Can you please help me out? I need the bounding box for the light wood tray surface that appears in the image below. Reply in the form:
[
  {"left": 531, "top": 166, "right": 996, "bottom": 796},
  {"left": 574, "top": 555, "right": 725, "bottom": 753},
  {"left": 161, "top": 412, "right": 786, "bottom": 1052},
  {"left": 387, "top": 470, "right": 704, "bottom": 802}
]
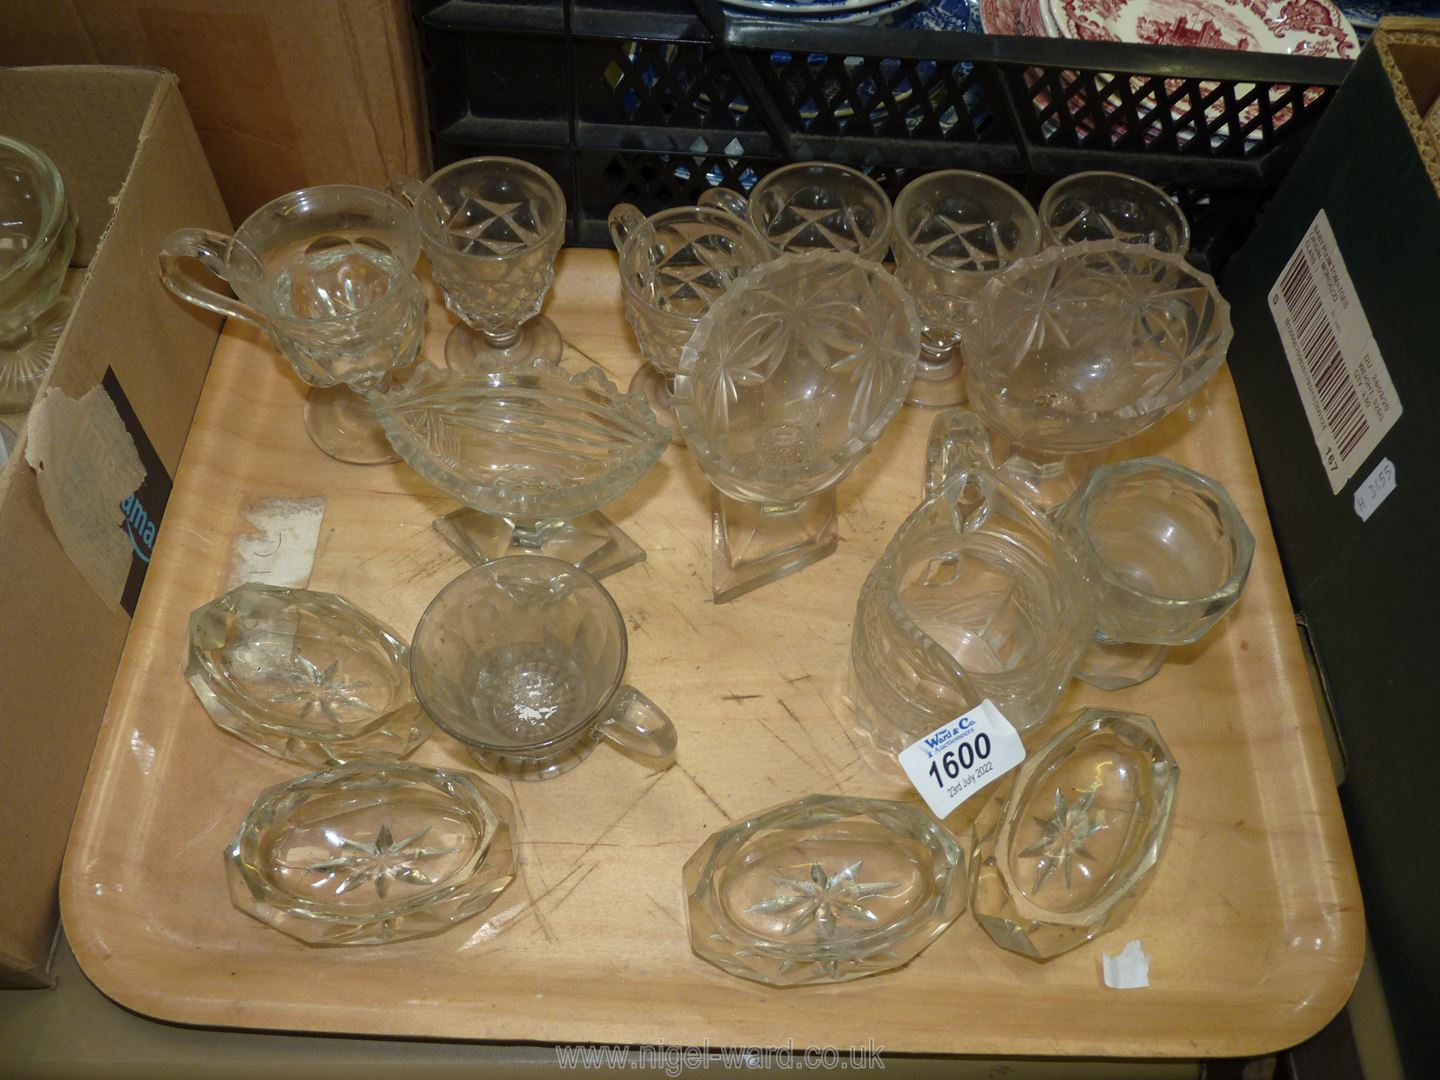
[{"left": 61, "top": 250, "right": 1362, "bottom": 1057}]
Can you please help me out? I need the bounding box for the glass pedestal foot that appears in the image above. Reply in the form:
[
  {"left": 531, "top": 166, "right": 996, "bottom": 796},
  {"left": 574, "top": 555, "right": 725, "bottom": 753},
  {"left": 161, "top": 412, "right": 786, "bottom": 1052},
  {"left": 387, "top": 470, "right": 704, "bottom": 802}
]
[
  {"left": 433, "top": 507, "right": 647, "bottom": 580},
  {"left": 466, "top": 727, "right": 604, "bottom": 782},
  {"left": 0, "top": 297, "right": 73, "bottom": 412},
  {"left": 905, "top": 345, "right": 966, "bottom": 409},
  {"left": 1076, "top": 639, "right": 1170, "bottom": 690},
  {"left": 304, "top": 384, "right": 400, "bottom": 465},
  {"left": 444, "top": 315, "right": 563, "bottom": 372},
  {"left": 629, "top": 363, "right": 682, "bottom": 444},
  {"left": 711, "top": 488, "right": 839, "bottom": 604}
]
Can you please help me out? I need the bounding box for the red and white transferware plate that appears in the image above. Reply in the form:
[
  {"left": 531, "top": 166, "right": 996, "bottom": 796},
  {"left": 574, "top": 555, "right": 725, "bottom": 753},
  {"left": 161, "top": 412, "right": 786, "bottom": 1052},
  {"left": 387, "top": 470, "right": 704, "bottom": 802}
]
[
  {"left": 979, "top": 0, "right": 1047, "bottom": 34},
  {"left": 1046, "top": 0, "right": 1359, "bottom": 58}
]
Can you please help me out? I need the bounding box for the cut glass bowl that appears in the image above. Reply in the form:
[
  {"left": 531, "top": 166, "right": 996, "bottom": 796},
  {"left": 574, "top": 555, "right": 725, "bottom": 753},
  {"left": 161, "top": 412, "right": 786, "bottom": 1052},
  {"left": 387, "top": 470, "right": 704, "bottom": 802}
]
[
  {"left": 969, "top": 707, "right": 1179, "bottom": 960},
  {"left": 374, "top": 360, "right": 670, "bottom": 579},
  {"left": 684, "top": 794, "right": 966, "bottom": 986},
  {"left": 225, "top": 761, "right": 515, "bottom": 945},
  {"left": 186, "top": 582, "right": 432, "bottom": 767}
]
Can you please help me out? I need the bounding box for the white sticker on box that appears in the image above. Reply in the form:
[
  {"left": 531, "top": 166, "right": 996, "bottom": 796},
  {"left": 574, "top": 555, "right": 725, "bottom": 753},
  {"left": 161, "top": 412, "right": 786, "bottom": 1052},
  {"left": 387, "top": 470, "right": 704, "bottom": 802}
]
[
  {"left": 1353, "top": 457, "right": 1397, "bottom": 522},
  {"left": 1268, "top": 209, "right": 1402, "bottom": 494},
  {"left": 897, "top": 700, "right": 1026, "bottom": 820}
]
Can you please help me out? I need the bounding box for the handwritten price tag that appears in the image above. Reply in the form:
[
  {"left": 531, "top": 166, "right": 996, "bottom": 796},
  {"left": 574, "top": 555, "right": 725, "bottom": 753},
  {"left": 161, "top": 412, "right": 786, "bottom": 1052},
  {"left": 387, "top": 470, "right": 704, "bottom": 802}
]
[
  {"left": 1353, "top": 457, "right": 1396, "bottom": 523},
  {"left": 897, "top": 700, "right": 1026, "bottom": 819}
]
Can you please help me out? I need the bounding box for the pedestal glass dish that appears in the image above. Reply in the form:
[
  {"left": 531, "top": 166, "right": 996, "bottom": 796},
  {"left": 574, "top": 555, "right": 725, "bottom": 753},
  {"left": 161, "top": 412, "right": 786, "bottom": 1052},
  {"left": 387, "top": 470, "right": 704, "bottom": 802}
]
[
  {"left": 1039, "top": 171, "right": 1191, "bottom": 255},
  {"left": 699, "top": 161, "right": 892, "bottom": 262},
  {"left": 373, "top": 360, "right": 668, "bottom": 578},
  {"left": 610, "top": 202, "right": 769, "bottom": 438},
  {"left": 391, "top": 157, "right": 565, "bottom": 372},
  {"left": 891, "top": 170, "right": 1041, "bottom": 408},
  {"left": 969, "top": 708, "right": 1179, "bottom": 960},
  {"left": 225, "top": 761, "right": 515, "bottom": 945},
  {"left": 410, "top": 557, "right": 677, "bottom": 781},
  {"left": 0, "top": 135, "right": 77, "bottom": 411},
  {"left": 684, "top": 794, "right": 966, "bottom": 986},
  {"left": 674, "top": 251, "right": 920, "bottom": 602},
  {"left": 159, "top": 185, "right": 426, "bottom": 464},
  {"left": 851, "top": 453, "right": 1090, "bottom": 753},
  {"left": 186, "top": 582, "right": 432, "bottom": 767},
  {"left": 962, "top": 240, "right": 1232, "bottom": 508},
  {"left": 1057, "top": 456, "right": 1254, "bottom": 689}
]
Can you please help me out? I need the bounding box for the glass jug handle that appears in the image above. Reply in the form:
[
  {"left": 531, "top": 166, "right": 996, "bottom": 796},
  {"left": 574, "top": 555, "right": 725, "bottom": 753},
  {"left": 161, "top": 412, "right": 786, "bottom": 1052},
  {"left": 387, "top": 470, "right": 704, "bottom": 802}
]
[
  {"left": 388, "top": 174, "right": 424, "bottom": 207},
  {"left": 925, "top": 409, "right": 995, "bottom": 497},
  {"left": 598, "top": 685, "right": 677, "bottom": 760},
  {"left": 158, "top": 228, "right": 264, "bottom": 328},
  {"left": 697, "top": 187, "right": 749, "bottom": 220},
  {"left": 607, "top": 203, "right": 647, "bottom": 253}
]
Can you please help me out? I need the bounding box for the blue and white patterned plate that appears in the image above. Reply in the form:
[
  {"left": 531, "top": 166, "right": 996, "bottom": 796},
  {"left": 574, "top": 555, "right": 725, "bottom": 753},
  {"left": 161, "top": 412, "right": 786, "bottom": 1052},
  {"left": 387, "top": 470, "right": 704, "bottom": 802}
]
[{"left": 899, "top": 0, "right": 979, "bottom": 30}]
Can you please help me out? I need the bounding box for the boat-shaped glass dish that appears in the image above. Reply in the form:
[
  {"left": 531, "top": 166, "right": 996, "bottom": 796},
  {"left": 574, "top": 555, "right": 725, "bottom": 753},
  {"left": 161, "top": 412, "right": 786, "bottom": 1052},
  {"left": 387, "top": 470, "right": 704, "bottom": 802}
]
[
  {"left": 684, "top": 794, "right": 965, "bottom": 986},
  {"left": 225, "top": 761, "right": 515, "bottom": 945},
  {"left": 970, "top": 707, "right": 1179, "bottom": 960},
  {"left": 186, "top": 582, "right": 431, "bottom": 767}
]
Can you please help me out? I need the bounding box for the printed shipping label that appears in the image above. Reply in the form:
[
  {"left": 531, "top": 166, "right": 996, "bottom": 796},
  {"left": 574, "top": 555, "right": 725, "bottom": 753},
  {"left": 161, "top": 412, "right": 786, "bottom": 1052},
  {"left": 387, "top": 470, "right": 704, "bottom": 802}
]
[
  {"left": 897, "top": 700, "right": 1026, "bottom": 820},
  {"left": 1268, "top": 210, "right": 1401, "bottom": 494}
]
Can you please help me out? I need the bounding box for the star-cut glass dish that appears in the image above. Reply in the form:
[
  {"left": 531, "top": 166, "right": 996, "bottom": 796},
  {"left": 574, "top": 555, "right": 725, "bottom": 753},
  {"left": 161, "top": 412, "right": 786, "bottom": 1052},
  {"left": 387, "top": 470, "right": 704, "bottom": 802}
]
[
  {"left": 683, "top": 794, "right": 966, "bottom": 986},
  {"left": 186, "top": 582, "right": 432, "bottom": 767},
  {"left": 225, "top": 761, "right": 515, "bottom": 945}
]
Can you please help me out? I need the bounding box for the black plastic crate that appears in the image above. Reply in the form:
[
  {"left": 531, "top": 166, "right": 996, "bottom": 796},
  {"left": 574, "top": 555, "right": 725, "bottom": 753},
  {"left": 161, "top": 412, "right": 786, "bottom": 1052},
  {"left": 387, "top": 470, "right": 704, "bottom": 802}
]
[{"left": 411, "top": 0, "right": 1354, "bottom": 271}]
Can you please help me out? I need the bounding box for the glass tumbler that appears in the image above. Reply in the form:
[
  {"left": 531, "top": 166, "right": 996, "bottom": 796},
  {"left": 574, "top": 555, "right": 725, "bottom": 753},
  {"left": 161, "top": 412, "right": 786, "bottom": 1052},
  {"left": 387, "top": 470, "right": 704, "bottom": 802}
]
[
  {"left": 699, "top": 161, "right": 892, "bottom": 263},
  {"left": 610, "top": 202, "right": 770, "bottom": 439},
  {"left": 1056, "top": 456, "right": 1255, "bottom": 689},
  {"left": 0, "top": 135, "right": 77, "bottom": 411},
  {"left": 892, "top": 170, "right": 1041, "bottom": 409},
  {"left": 391, "top": 157, "right": 566, "bottom": 373},
  {"left": 1039, "top": 171, "right": 1191, "bottom": 255},
  {"left": 410, "top": 557, "right": 677, "bottom": 781},
  {"left": 159, "top": 185, "right": 426, "bottom": 464}
]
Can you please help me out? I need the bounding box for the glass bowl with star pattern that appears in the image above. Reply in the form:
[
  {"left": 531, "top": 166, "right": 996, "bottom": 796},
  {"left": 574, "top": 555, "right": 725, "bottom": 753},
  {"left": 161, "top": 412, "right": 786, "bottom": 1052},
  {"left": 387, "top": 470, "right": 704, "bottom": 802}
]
[
  {"left": 186, "top": 582, "right": 432, "bottom": 768},
  {"left": 969, "top": 707, "right": 1179, "bottom": 960},
  {"left": 960, "top": 239, "right": 1232, "bottom": 508},
  {"left": 683, "top": 794, "right": 966, "bottom": 986},
  {"left": 225, "top": 761, "right": 515, "bottom": 945},
  {"left": 1038, "top": 171, "right": 1191, "bottom": 256}
]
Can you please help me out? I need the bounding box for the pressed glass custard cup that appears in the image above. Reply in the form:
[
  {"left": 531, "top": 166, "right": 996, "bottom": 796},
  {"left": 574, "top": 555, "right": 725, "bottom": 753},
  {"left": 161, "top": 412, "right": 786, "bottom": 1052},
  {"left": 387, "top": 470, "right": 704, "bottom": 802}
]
[{"left": 1039, "top": 171, "right": 1190, "bottom": 255}]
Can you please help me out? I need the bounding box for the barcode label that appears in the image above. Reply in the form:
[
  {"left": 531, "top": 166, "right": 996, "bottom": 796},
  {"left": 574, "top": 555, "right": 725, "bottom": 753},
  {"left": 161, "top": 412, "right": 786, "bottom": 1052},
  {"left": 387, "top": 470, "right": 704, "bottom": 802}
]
[{"left": 1268, "top": 211, "right": 1401, "bottom": 494}]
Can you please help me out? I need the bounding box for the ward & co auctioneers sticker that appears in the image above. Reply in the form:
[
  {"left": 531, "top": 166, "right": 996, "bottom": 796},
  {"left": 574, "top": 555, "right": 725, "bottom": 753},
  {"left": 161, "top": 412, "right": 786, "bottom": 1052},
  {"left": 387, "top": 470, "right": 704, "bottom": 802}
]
[{"left": 898, "top": 700, "right": 1026, "bottom": 819}]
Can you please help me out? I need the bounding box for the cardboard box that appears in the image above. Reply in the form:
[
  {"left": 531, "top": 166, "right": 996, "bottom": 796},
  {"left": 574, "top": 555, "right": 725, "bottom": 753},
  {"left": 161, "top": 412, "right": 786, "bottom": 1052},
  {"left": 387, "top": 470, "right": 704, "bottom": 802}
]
[
  {"left": 0, "top": 1, "right": 428, "bottom": 223},
  {"left": 1221, "top": 18, "right": 1440, "bottom": 1076},
  {"left": 0, "top": 66, "right": 227, "bottom": 987}
]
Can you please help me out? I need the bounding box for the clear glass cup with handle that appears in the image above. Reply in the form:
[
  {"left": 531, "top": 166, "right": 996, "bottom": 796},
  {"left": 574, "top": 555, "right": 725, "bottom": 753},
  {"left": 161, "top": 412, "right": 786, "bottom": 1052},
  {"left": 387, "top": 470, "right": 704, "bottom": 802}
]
[
  {"left": 609, "top": 202, "right": 770, "bottom": 440},
  {"left": 390, "top": 156, "right": 566, "bottom": 373},
  {"left": 891, "top": 170, "right": 1042, "bottom": 410},
  {"left": 698, "top": 161, "right": 892, "bottom": 263},
  {"left": 410, "top": 556, "right": 677, "bottom": 781},
  {"left": 159, "top": 184, "right": 426, "bottom": 464}
]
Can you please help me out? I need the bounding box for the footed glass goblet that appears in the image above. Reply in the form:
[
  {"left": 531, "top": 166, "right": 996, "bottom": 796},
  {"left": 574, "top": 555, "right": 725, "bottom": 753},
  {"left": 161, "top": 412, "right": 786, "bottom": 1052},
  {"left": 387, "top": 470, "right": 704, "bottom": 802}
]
[
  {"left": 962, "top": 240, "right": 1232, "bottom": 509},
  {"left": 674, "top": 251, "right": 920, "bottom": 603},
  {"left": 892, "top": 170, "right": 1041, "bottom": 409},
  {"left": 391, "top": 157, "right": 566, "bottom": 372},
  {"left": 610, "top": 202, "right": 769, "bottom": 439},
  {"left": 0, "top": 135, "right": 77, "bottom": 411},
  {"left": 699, "top": 161, "right": 892, "bottom": 263},
  {"left": 373, "top": 360, "right": 669, "bottom": 579},
  {"left": 160, "top": 185, "right": 426, "bottom": 464},
  {"left": 1039, "top": 171, "right": 1190, "bottom": 255}
]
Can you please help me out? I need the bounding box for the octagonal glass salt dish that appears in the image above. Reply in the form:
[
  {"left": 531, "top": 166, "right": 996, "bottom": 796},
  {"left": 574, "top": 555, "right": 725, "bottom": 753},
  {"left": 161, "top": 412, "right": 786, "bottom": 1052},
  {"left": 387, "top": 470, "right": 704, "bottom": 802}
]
[
  {"left": 225, "top": 761, "right": 515, "bottom": 946},
  {"left": 186, "top": 583, "right": 432, "bottom": 767},
  {"left": 373, "top": 359, "right": 670, "bottom": 580},
  {"left": 673, "top": 250, "right": 921, "bottom": 602},
  {"left": 969, "top": 708, "right": 1179, "bottom": 961},
  {"left": 684, "top": 795, "right": 966, "bottom": 986}
]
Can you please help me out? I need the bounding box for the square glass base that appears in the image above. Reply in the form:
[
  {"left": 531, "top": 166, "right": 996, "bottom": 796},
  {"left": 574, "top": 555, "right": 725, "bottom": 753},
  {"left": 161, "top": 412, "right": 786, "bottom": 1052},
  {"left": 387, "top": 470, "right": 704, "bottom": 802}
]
[
  {"left": 711, "top": 488, "right": 838, "bottom": 604},
  {"left": 434, "top": 507, "right": 646, "bottom": 580}
]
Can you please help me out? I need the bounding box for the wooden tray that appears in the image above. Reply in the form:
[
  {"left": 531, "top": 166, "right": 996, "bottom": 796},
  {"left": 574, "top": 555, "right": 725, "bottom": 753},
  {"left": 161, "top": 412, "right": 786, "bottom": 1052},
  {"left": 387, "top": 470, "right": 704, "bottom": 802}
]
[{"left": 61, "top": 250, "right": 1362, "bottom": 1057}]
